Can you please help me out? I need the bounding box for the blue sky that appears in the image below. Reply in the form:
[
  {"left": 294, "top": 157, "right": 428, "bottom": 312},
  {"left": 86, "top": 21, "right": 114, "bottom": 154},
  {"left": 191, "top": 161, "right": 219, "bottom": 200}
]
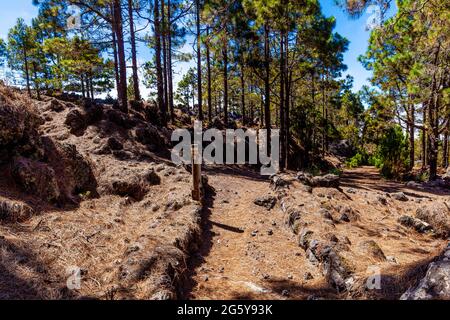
[{"left": 0, "top": 0, "right": 396, "bottom": 94}]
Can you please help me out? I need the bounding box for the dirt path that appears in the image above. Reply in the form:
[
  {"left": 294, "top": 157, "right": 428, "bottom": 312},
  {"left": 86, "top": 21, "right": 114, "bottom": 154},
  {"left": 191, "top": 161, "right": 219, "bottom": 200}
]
[
  {"left": 182, "top": 168, "right": 333, "bottom": 300},
  {"left": 182, "top": 166, "right": 448, "bottom": 300}
]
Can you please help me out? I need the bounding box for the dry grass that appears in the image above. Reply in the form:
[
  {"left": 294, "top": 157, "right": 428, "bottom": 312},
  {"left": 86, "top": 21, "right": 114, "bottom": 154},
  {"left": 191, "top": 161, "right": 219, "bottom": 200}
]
[{"left": 0, "top": 89, "right": 202, "bottom": 300}]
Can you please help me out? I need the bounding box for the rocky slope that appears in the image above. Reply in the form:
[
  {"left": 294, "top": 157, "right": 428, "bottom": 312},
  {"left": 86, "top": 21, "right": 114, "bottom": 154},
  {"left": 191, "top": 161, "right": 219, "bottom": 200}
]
[{"left": 0, "top": 85, "right": 201, "bottom": 299}]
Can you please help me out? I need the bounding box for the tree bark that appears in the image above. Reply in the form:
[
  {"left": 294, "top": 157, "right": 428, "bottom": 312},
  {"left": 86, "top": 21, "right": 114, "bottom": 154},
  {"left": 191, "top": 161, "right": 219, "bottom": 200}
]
[
  {"left": 240, "top": 63, "right": 246, "bottom": 126},
  {"left": 279, "top": 32, "right": 286, "bottom": 170},
  {"left": 167, "top": 0, "right": 174, "bottom": 122},
  {"left": 81, "top": 74, "right": 86, "bottom": 98},
  {"left": 162, "top": 0, "right": 169, "bottom": 114},
  {"left": 127, "top": 0, "right": 141, "bottom": 101},
  {"left": 409, "top": 103, "right": 415, "bottom": 170},
  {"left": 196, "top": 0, "right": 203, "bottom": 121},
  {"left": 113, "top": 0, "right": 128, "bottom": 112},
  {"left": 154, "top": 0, "right": 167, "bottom": 125},
  {"left": 223, "top": 40, "right": 228, "bottom": 127},
  {"left": 206, "top": 26, "right": 212, "bottom": 123},
  {"left": 32, "top": 62, "right": 40, "bottom": 100},
  {"left": 263, "top": 25, "right": 271, "bottom": 135},
  {"left": 23, "top": 46, "right": 31, "bottom": 97},
  {"left": 111, "top": 28, "right": 121, "bottom": 104}
]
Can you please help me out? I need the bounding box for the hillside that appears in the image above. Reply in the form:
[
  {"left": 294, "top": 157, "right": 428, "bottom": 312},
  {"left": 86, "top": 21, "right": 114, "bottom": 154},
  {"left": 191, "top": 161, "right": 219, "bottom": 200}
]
[{"left": 1, "top": 86, "right": 450, "bottom": 300}]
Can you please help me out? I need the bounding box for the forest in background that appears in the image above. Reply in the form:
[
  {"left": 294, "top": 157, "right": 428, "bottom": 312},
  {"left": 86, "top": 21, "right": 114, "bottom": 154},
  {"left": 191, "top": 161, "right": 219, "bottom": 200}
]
[{"left": 0, "top": 0, "right": 448, "bottom": 181}]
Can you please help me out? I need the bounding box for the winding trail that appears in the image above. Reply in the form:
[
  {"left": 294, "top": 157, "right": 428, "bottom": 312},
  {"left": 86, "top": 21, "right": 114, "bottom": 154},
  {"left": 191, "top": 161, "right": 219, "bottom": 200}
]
[
  {"left": 182, "top": 168, "right": 332, "bottom": 300},
  {"left": 182, "top": 166, "right": 448, "bottom": 300}
]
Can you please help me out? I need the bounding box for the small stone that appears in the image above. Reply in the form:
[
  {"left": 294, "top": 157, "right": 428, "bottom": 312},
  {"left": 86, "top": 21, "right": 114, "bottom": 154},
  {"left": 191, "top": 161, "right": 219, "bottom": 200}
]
[
  {"left": 254, "top": 195, "right": 277, "bottom": 210},
  {"left": 267, "top": 229, "right": 273, "bottom": 236},
  {"left": 281, "top": 290, "right": 290, "bottom": 297},
  {"left": 318, "top": 208, "right": 333, "bottom": 221},
  {"left": 387, "top": 256, "right": 398, "bottom": 264},
  {"left": 304, "top": 272, "right": 314, "bottom": 280},
  {"left": 339, "top": 213, "right": 350, "bottom": 222},
  {"left": 391, "top": 192, "right": 408, "bottom": 202},
  {"left": 377, "top": 195, "right": 388, "bottom": 205}
]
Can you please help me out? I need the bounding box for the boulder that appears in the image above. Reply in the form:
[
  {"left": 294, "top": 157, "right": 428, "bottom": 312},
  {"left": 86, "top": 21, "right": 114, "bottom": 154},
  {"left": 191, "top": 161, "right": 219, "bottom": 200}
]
[
  {"left": 144, "top": 169, "right": 161, "bottom": 186},
  {"left": 329, "top": 140, "right": 355, "bottom": 158},
  {"left": 310, "top": 242, "right": 354, "bottom": 291},
  {"left": 0, "top": 197, "right": 34, "bottom": 222},
  {"left": 0, "top": 92, "right": 43, "bottom": 160},
  {"left": 298, "top": 229, "right": 314, "bottom": 249},
  {"left": 105, "top": 109, "right": 134, "bottom": 129},
  {"left": 296, "top": 171, "right": 313, "bottom": 185},
  {"left": 48, "top": 99, "right": 65, "bottom": 112},
  {"left": 337, "top": 204, "right": 359, "bottom": 222},
  {"left": 254, "top": 195, "right": 277, "bottom": 210},
  {"left": 401, "top": 245, "right": 450, "bottom": 300},
  {"left": 107, "top": 137, "right": 124, "bottom": 151},
  {"left": 12, "top": 157, "right": 60, "bottom": 203},
  {"left": 398, "top": 215, "right": 433, "bottom": 234},
  {"left": 376, "top": 195, "right": 388, "bottom": 205},
  {"left": 310, "top": 174, "right": 340, "bottom": 188},
  {"left": 135, "top": 125, "right": 167, "bottom": 150},
  {"left": 416, "top": 203, "right": 450, "bottom": 237},
  {"left": 42, "top": 138, "right": 97, "bottom": 198},
  {"left": 110, "top": 177, "right": 147, "bottom": 201},
  {"left": 270, "top": 174, "right": 291, "bottom": 190},
  {"left": 0, "top": 96, "right": 27, "bottom": 147},
  {"left": 65, "top": 109, "right": 87, "bottom": 136},
  {"left": 391, "top": 192, "right": 408, "bottom": 202}
]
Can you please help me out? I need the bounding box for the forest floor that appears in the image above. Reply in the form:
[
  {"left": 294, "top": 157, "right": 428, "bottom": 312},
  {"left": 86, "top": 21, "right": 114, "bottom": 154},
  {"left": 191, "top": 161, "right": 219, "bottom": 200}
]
[
  {"left": 183, "top": 166, "right": 449, "bottom": 300},
  {"left": 1, "top": 87, "right": 449, "bottom": 300}
]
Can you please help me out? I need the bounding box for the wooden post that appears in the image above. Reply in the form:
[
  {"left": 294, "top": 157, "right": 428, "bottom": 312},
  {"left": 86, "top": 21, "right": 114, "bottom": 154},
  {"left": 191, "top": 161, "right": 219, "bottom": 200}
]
[{"left": 191, "top": 144, "right": 202, "bottom": 201}]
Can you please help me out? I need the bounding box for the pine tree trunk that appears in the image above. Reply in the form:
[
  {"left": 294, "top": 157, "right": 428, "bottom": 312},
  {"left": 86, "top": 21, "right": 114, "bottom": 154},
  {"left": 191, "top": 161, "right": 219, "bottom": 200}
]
[
  {"left": 279, "top": 32, "right": 286, "bottom": 170},
  {"left": 90, "top": 77, "right": 94, "bottom": 100},
  {"left": 81, "top": 74, "right": 85, "bottom": 98},
  {"left": 23, "top": 47, "right": 31, "bottom": 97},
  {"left": 113, "top": 0, "right": 128, "bottom": 112},
  {"left": 240, "top": 63, "right": 246, "bottom": 126},
  {"left": 167, "top": 0, "right": 174, "bottom": 122},
  {"left": 154, "top": 0, "right": 167, "bottom": 125},
  {"left": 409, "top": 104, "right": 415, "bottom": 169},
  {"left": 443, "top": 124, "right": 448, "bottom": 168},
  {"left": 223, "top": 41, "right": 228, "bottom": 127},
  {"left": 127, "top": 0, "right": 140, "bottom": 101},
  {"left": 206, "top": 26, "right": 212, "bottom": 123},
  {"left": 264, "top": 25, "right": 271, "bottom": 134},
  {"left": 32, "top": 62, "right": 40, "bottom": 100},
  {"left": 162, "top": 0, "right": 169, "bottom": 114},
  {"left": 196, "top": 0, "right": 203, "bottom": 121},
  {"left": 422, "top": 104, "right": 427, "bottom": 168},
  {"left": 111, "top": 28, "right": 121, "bottom": 104}
]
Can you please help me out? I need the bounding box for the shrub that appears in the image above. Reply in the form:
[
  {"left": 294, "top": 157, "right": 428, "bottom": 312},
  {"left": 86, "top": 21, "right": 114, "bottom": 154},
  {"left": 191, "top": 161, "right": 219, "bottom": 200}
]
[{"left": 376, "top": 125, "right": 410, "bottom": 179}]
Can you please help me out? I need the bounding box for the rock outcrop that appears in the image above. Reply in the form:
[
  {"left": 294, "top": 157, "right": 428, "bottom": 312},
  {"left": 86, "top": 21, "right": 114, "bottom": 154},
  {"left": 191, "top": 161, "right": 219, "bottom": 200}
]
[{"left": 401, "top": 244, "right": 450, "bottom": 300}]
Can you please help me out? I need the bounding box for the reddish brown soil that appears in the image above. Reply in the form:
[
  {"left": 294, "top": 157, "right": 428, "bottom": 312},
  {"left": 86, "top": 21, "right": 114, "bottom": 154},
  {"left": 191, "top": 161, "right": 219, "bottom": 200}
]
[{"left": 184, "top": 166, "right": 448, "bottom": 300}]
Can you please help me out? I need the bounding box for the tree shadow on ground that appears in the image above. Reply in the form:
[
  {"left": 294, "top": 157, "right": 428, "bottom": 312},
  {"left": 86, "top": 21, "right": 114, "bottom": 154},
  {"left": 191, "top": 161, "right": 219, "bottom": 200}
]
[
  {"left": 229, "top": 278, "right": 338, "bottom": 300},
  {"left": 340, "top": 167, "right": 450, "bottom": 198},
  {"left": 0, "top": 236, "right": 78, "bottom": 300},
  {"left": 203, "top": 165, "right": 269, "bottom": 183}
]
